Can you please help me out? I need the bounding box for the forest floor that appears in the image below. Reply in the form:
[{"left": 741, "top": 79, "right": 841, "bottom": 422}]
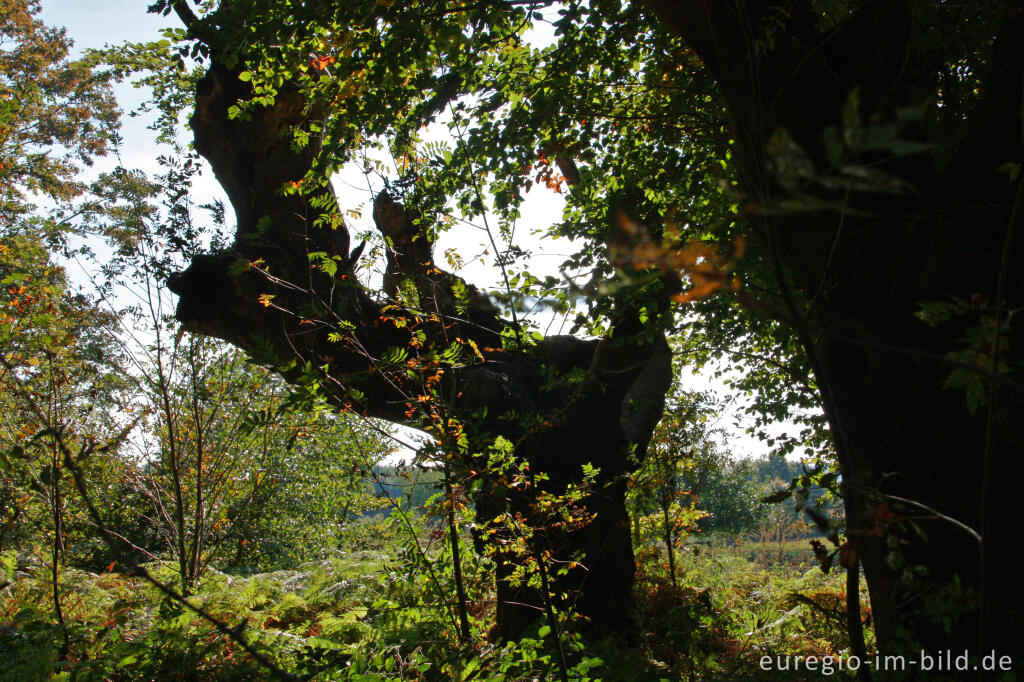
[{"left": 0, "top": 531, "right": 868, "bottom": 680}]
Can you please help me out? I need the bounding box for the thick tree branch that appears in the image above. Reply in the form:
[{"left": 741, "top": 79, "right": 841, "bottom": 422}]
[
  {"left": 171, "top": 1, "right": 199, "bottom": 30},
  {"left": 168, "top": 54, "right": 625, "bottom": 432},
  {"left": 372, "top": 191, "right": 504, "bottom": 340}
]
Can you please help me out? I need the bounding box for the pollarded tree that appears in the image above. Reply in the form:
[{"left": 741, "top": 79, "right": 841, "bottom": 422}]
[{"left": 154, "top": 0, "right": 674, "bottom": 639}]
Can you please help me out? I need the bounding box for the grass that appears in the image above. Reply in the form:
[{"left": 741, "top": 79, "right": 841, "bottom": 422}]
[
  {"left": 633, "top": 533, "right": 871, "bottom": 679},
  {"left": 0, "top": 531, "right": 872, "bottom": 680}
]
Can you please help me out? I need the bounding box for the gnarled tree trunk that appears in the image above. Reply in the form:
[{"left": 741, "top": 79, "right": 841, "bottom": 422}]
[{"left": 167, "top": 50, "right": 672, "bottom": 640}]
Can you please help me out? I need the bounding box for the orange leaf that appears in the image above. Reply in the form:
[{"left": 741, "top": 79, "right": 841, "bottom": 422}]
[{"left": 310, "top": 55, "right": 335, "bottom": 71}]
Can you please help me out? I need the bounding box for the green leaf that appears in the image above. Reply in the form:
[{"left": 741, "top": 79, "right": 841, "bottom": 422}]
[
  {"left": 999, "top": 162, "right": 1021, "bottom": 182},
  {"left": 380, "top": 346, "right": 409, "bottom": 366}
]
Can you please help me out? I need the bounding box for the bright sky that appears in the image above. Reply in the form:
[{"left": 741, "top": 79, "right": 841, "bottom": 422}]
[
  {"left": 40, "top": 0, "right": 165, "bottom": 47},
  {"left": 38, "top": 0, "right": 805, "bottom": 463},
  {"left": 40, "top": 2, "right": 169, "bottom": 170}
]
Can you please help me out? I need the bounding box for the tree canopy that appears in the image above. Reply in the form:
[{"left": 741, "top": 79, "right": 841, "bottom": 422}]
[
  {"left": 14, "top": 0, "right": 1022, "bottom": 665},
  {"left": 0, "top": 0, "right": 118, "bottom": 223}
]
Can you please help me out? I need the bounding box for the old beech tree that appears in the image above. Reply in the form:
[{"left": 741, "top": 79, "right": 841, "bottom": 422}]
[
  {"left": 162, "top": 0, "right": 1023, "bottom": 655},
  {"left": 163, "top": 0, "right": 674, "bottom": 640}
]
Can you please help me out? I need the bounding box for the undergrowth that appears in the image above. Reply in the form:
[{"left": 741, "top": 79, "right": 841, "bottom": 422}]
[{"left": 0, "top": 532, "right": 868, "bottom": 680}]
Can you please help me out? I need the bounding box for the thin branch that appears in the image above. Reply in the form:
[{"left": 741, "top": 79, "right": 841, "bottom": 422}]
[{"left": 884, "top": 494, "right": 981, "bottom": 544}]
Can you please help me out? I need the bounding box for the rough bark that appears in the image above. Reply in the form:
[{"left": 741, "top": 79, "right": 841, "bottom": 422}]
[
  {"left": 167, "top": 51, "right": 672, "bottom": 639},
  {"left": 647, "top": 0, "right": 1024, "bottom": 657}
]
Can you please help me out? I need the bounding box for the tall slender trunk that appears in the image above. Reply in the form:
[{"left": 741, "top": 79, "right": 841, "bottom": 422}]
[
  {"left": 846, "top": 559, "right": 870, "bottom": 682},
  {"left": 188, "top": 342, "right": 205, "bottom": 587},
  {"left": 152, "top": 330, "right": 191, "bottom": 592},
  {"left": 535, "top": 548, "right": 570, "bottom": 682},
  {"left": 661, "top": 494, "right": 677, "bottom": 590},
  {"left": 48, "top": 356, "right": 68, "bottom": 660},
  {"left": 444, "top": 463, "right": 471, "bottom": 643}
]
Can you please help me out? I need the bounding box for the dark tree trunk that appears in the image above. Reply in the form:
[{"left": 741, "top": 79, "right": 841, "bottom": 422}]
[
  {"left": 167, "top": 55, "right": 672, "bottom": 641},
  {"left": 478, "top": 331, "right": 671, "bottom": 636},
  {"left": 648, "top": 0, "right": 1024, "bottom": 658}
]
